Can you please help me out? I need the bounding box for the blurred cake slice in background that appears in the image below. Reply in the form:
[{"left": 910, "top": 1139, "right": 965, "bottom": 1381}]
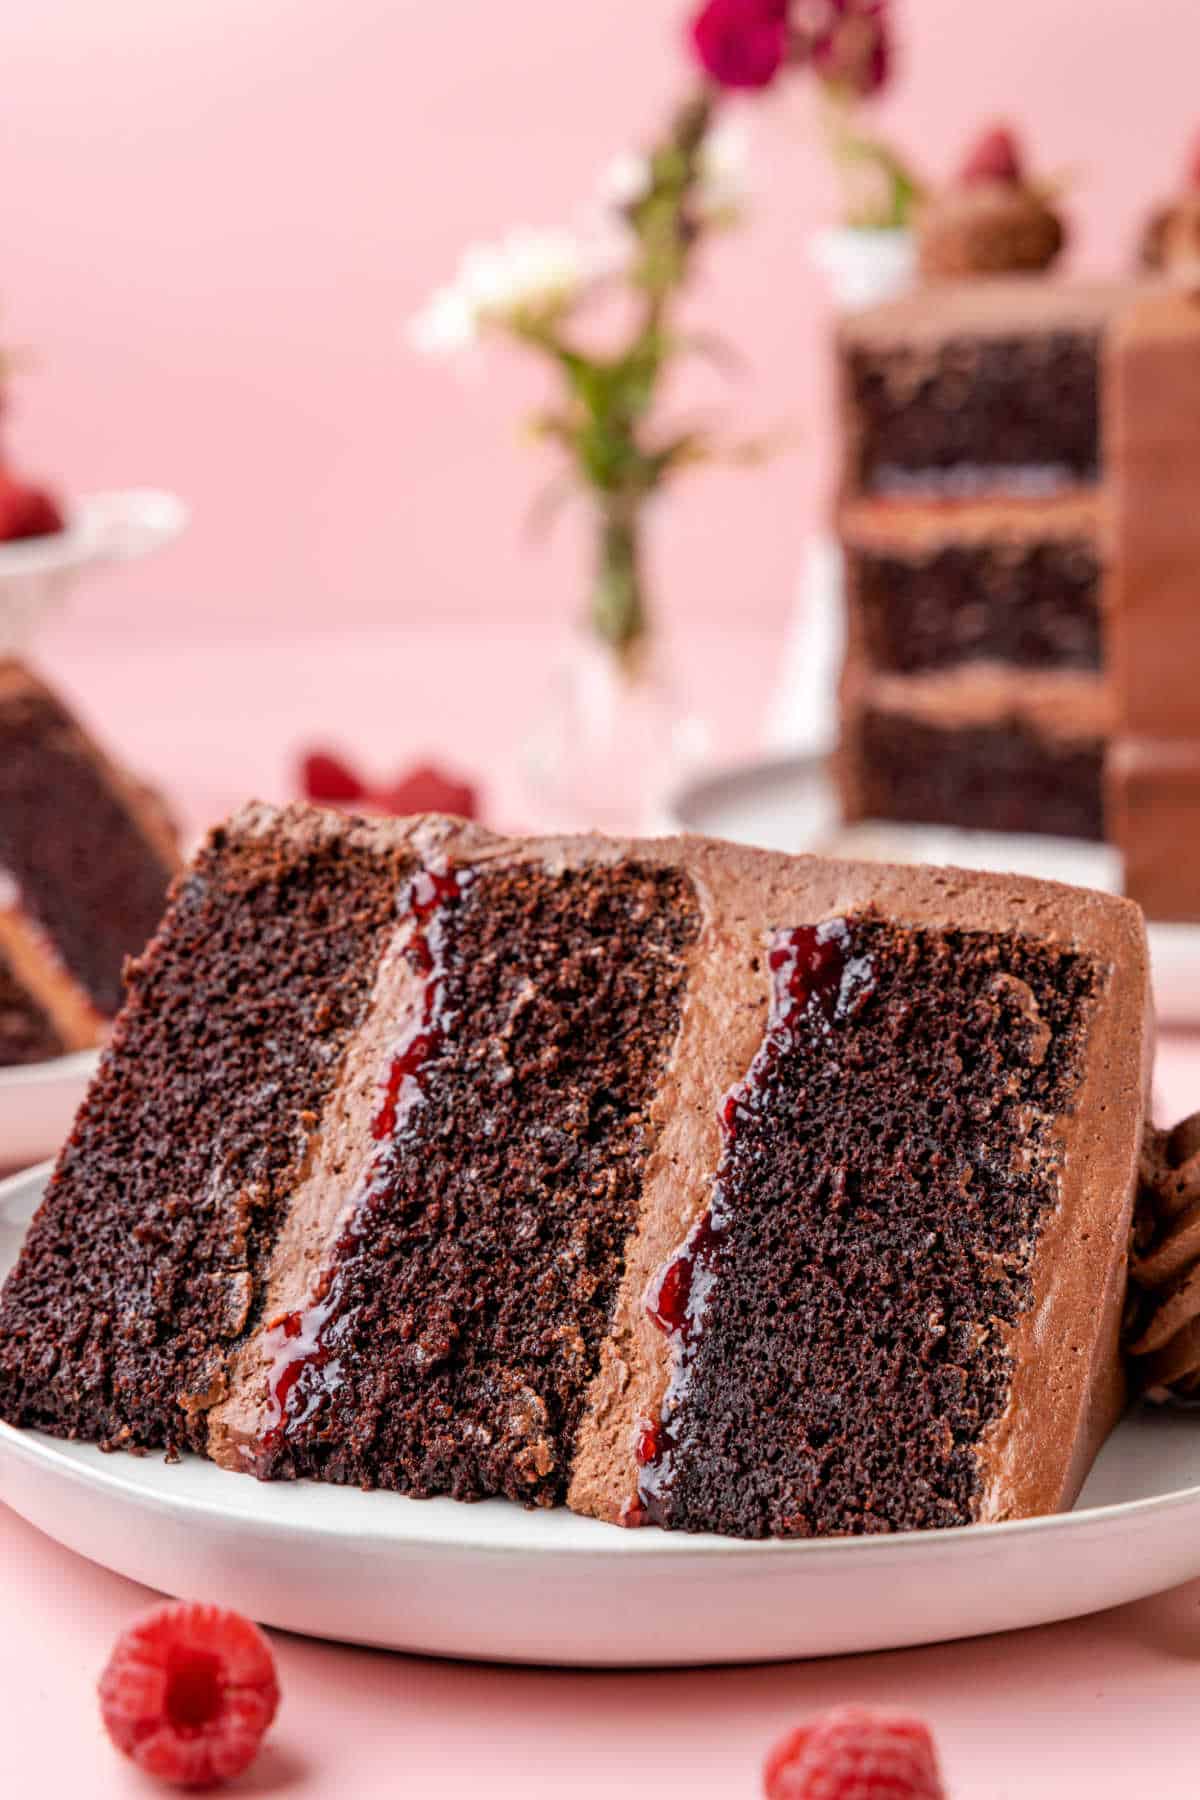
[{"left": 0, "top": 659, "right": 178, "bottom": 1065}]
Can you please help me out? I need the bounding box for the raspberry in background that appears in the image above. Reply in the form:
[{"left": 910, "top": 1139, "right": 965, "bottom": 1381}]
[
  {"left": 299, "top": 745, "right": 480, "bottom": 819},
  {"left": 764, "top": 1705, "right": 947, "bottom": 1799},
  {"left": 99, "top": 1601, "right": 280, "bottom": 1789},
  {"left": 301, "top": 748, "right": 370, "bottom": 803},
  {"left": 0, "top": 469, "right": 64, "bottom": 541}
]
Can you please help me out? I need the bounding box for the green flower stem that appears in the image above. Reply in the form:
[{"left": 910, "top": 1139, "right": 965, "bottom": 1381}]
[
  {"left": 821, "top": 90, "right": 923, "bottom": 230},
  {"left": 591, "top": 503, "right": 647, "bottom": 664}
]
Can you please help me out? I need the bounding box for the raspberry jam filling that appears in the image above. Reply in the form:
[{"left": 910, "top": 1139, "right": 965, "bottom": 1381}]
[
  {"left": 254, "top": 863, "right": 466, "bottom": 1470},
  {"left": 624, "top": 918, "right": 876, "bottom": 1528}
]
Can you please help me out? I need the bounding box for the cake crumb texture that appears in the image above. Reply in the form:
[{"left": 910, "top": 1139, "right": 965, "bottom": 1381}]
[{"left": 0, "top": 811, "right": 410, "bottom": 1452}]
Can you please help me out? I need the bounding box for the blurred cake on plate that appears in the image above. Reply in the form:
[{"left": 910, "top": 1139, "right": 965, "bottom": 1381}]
[{"left": 0, "top": 659, "right": 178, "bottom": 1065}]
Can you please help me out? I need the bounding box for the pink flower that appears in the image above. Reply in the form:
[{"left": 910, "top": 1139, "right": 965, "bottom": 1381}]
[
  {"left": 809, "top": 0, "right": 891, "bottom": 99},
  {"left": 690, "top": 0, "right": 789, "bottom": 92}
]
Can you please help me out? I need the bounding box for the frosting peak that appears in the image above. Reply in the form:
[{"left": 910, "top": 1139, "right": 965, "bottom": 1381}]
[{"left": 1126, "top": 1113, "right": 1200, "bottom": 1399}]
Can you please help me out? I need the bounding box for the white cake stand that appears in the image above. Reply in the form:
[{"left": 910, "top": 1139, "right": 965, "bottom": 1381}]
[{"left": 0, "top": 487, "right": 187, "bottom": 651}]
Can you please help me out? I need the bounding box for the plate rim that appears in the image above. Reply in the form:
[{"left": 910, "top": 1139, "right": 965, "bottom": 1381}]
[
  {"left": 0, "top": 1049, "right": 100, "bottom": 1091},
  {"left": 4, "top": 1163, "right": 1200, "bottom": 1567}
]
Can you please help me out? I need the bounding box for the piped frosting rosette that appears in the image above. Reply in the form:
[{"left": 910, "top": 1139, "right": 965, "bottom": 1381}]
[{"left": 1126, "top": 1113, "right": 1200, "bottom": 1400}]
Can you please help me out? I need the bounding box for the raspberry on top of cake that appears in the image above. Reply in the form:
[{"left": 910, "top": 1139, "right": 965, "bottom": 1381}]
[{"left": 0, "top": 804, "right": 1150, "bottom": 1537}]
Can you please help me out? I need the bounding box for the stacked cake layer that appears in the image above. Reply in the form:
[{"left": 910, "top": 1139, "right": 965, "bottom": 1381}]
[
  {"left": 0, "top": 804, "right": 1151, "bottom": 1536},
  {"left": 836, "top": 281, "right": 1133, "bottom": 845}
]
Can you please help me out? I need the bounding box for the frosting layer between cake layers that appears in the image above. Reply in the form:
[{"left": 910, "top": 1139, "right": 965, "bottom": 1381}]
[{"left": 0, "top": 805, "right": 1151, "bottom": 1536}]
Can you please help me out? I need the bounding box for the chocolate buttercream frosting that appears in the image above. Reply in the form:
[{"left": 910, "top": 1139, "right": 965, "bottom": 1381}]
[
  {"left": 918, "top": 183, "right": 1064, "bottom": 280},
  {"left": 917, "top": 128, "right": 1064, "bottom": 280},
  {"left": 1126, "top": 1113, "right": 1200, "bottom": 1399}
]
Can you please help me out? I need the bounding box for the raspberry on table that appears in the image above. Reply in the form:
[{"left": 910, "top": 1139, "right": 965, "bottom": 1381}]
[
  {"left": 98, "top": 1601, "right": 280, "bottom": 1789},
  {"left": 764, "top": 1706, "right": 947, "bottom": 1800}
]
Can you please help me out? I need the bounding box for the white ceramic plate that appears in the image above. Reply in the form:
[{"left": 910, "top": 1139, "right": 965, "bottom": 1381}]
[
  {"left": 0, "top": 1051, "right": 98, "bottom": 1172},
  {"left": 3, "top": 1166, "right": 1200, "bottom": 1666},
  {"left": 663, "top": 751, "right": 1200, "bottom": 1029},
  {"left": 0, "top": 488, "right": 188, "bottom": 651}
]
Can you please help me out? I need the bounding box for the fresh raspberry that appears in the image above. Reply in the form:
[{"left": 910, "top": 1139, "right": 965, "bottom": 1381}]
[
  {"left": 300, "top": 748, "right": 369, "bottom": 803},
  {"left": 959, "top": 124, "right": 1023, "bottom": 187},
  {"left": 764, "top": 1707, "right": 946, "bottom": 1800},
  {"left": 374, "top": 762, "right": 479, "bottom": 821},
  {"left": 0, "top": 471, "right": 64, "bottom": 540},
  {"left": 98, "top": 1601, "right": 280, "bottom": 1789}
]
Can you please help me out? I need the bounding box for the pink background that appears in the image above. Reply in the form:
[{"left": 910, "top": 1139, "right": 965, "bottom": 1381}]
[
  {"left": 7, "top": 0, "right": 1200, "bottom": 659},
  {"left": 6, "top": 3, "right": 1200, "bottom": 1793}
]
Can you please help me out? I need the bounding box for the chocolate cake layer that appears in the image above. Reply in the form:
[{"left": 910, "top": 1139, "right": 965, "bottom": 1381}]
[
  {"left": 839, "top": 282, "right": 1130, "bottom": 497},
  {"left": 847, "top": 528, "right": 1104, "bottom": 674},
  {"left": 847, "top": 710, "right": 1106, "bottom": 839},
  {"left": 0, "top": 662, "right": 178, "bottom": 1017},
  {"left": 628, "top": 915, "right": 1098, "bottom": 1537},
  {"left": 0, "top": 807, "right": 410, "bottom": 1452},
  {"left": 847, "top": 332, "right": 1100, "bottom": 493}
]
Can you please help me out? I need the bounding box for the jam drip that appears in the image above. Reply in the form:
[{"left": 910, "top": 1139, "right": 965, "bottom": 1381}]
[
  {"left": 253, "top": 862, "right": 466, "bottom": 1472},
  {"left": 625, "top": 918, "right": 876, "bottom": 1528}
]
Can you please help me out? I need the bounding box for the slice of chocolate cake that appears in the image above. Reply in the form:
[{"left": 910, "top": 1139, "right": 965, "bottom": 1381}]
[
  {"left": 0, "top": 805, "right": 1150, "bottom": 1537},
  {"left": 0, "top": 659, "right": 179, "bottom": 1063}
]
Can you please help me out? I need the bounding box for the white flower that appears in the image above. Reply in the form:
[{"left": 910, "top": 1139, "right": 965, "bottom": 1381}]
[
  {"left": 407, "top": 284, "right": 477, "bottom": 356},
  {"left": 407, "top": 227, "right": 625, "bottom": 357},
  {"left": 599, "top": 148, "right": 653, "bottom": 211},
  {"left": 698, "top": 117, "right": 750, "bottom": 219}
]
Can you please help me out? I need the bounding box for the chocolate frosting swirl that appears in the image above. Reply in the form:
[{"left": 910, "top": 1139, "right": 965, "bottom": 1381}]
[
  {"left": 917, "top": 184, "right": 1065, "bottom": 280},
  {"left": 1126, "top": 1112, "right": 1200, "bottom": 1399}
]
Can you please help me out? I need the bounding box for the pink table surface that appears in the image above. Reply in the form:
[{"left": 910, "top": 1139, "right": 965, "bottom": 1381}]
[{"left": 5, "top": 620, "right": 1200, "bottom": 1796}]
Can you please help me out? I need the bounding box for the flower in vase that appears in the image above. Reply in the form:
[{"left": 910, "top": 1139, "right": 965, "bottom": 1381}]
[
  {"left": 409, "top": 228, "right": 626, "bottom": 356},
  {"left": 690, "top": 0, "right": 789, "bottom": 92},
  {"left": 599, "top": 148, "right": 654, "bottom": 211}
]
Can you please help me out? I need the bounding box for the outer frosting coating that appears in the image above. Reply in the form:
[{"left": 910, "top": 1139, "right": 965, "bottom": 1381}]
[
  {"left": 1107, "top": 738, "right": 1200, "bottom": 924},
  {"left": 917, "top": 183, "right": 1065, "bottom": 280},
  {"left": 1107, "top": 290, "right": 1200, "bottom": 739},
  {"left": 837, "top": 279, "right": 1135, "bottom": 353}
]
